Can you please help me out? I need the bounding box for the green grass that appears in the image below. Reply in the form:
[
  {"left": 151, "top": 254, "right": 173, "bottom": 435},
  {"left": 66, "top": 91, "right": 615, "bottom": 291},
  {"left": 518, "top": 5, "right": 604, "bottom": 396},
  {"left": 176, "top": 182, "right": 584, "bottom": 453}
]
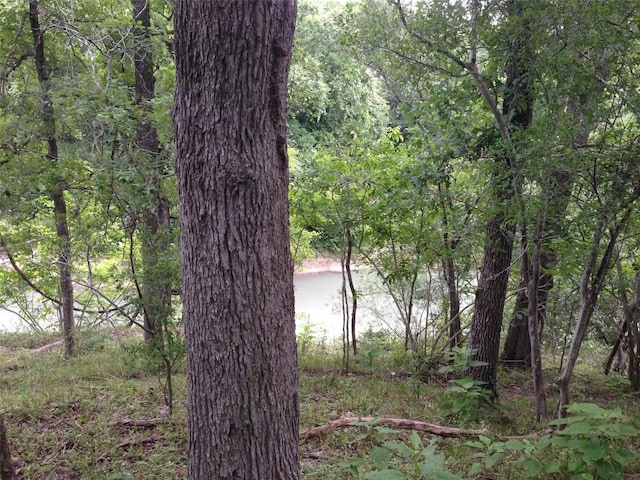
[{"left": 1, "top": 330, "right": 639, "bottom": 479}]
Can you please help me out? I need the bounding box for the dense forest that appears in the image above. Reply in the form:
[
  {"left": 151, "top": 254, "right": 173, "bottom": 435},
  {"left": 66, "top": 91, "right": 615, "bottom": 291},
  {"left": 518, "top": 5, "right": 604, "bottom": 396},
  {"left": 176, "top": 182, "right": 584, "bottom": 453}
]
[{"left": 0, "top": 1, "right": 639, "bottom": 479}]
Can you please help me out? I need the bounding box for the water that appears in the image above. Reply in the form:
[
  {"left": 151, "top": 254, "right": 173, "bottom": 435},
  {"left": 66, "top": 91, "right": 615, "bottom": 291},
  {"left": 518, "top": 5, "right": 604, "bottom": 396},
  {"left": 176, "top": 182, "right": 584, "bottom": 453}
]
[{"left": 0, "top": 271, "right": 425, "bottom": 338}]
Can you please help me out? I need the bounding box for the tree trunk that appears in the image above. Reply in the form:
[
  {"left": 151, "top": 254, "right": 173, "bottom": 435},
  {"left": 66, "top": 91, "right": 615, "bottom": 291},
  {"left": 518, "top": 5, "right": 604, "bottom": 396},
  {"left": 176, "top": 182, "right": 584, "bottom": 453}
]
[
  {"left": 132, "top": 0, "right": 173, "bottom": 343},
  {"left": 502, "top": 95, "right": 589, "bottom": 366},
  {"left": 556, "top": 202, "right": 636, "bottom": 415},
  {"left": 612, "top": 262, "right": 640, "bottom": 389},
  {"left": 466, "top": 0, "right": 533, "bottom": 395},
  {"left": 29, "top": 0, "right": 75, "bottom": 358},
  {"left": 443, "top": 253, "right": 461, "bottom": 349},
  {"left": 345, "top": 228, "right": 358, "bottom": 355},
  {"left": 173, "top": 1, "right": 299, "bottom": 479},
  {"left": 0, "top": 413, "right": 15, "bottom": 480},
  {"left": 467, "top": 206, "right": 515, "bottom": 395},
  {"left": 527, "top": 214, "right": 547, "bottom": 422}
]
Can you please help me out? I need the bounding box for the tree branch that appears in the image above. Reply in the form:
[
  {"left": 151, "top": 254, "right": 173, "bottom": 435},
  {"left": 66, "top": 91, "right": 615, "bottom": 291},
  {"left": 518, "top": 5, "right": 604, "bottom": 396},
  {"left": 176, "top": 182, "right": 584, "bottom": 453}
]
[{"left": 300, "top": 416, "right": 489, "bottom": 440}]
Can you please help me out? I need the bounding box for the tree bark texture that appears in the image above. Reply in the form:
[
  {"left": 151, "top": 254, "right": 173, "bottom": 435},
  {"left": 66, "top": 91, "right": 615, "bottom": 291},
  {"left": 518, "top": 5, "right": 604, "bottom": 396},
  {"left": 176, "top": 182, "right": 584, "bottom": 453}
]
[
  {"left": 29, "top": 0, "right": 76, "bottom": 358},
  {"left": 173, "top": 2, "right": 299, "bottom": 479},
  {"left": 132, "top": 0, "right": 173, "bottom": 343},
  {"left": 0, "top": 414, "right": 15, "bottom": 480},
  {"left": 466, "top": 0, "right": 533, "bottom": 395}
]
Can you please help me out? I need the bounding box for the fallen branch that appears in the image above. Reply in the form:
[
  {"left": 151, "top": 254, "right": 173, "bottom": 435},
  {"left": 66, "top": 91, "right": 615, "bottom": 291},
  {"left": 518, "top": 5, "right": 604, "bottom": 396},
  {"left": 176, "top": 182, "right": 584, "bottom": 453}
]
[
  {"left": 300, "top": 416, "right": 489, "bottom": 440},
  {"left": 31, "top": 340, "right": 64, "bottom": 355},
  {"left": 114, "top": 417, "right": 167, "bottom": 428}
]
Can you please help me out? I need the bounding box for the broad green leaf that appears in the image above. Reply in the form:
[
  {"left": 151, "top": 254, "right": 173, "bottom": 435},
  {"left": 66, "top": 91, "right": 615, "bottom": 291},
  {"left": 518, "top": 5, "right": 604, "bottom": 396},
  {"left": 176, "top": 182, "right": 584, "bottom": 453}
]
[
  {"left": 581, "top": 443, "right": 605, "bottom": 462},
  {"left": 520, "top": 457, "right": 543, "bottom": 477},
  {"left": 383, "top": 440, "right": 412, "bottom": 458},
  {"left": 369, "top": 446, "right": 390, "bottom": 470},
  {"left": 544, "top": 462, "right": 561, "bottom": 474},
  {"left": 363, "top": 468, "right": 406, "bottom": 480},
  {"left": 504, "top": 439, "right": 526, "bottom": 451},
  {"left": 484, "top": 452, "right": 503, "bottom": 468}
]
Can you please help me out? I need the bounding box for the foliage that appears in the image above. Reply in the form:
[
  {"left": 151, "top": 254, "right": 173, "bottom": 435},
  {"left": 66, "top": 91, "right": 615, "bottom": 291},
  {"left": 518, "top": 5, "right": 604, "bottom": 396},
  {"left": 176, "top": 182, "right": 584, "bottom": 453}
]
[
  {"left": 468, "top": 403, "right": 639, "bottom": 480},
  {"left": 341, "top": 428, "right": 461, "bottom": 480},
  {"left": 353, "top": 341, "right": 389, "bottom": 375},
  {"left": 436, "top": 346, "right": 491, "bottom": 422}
]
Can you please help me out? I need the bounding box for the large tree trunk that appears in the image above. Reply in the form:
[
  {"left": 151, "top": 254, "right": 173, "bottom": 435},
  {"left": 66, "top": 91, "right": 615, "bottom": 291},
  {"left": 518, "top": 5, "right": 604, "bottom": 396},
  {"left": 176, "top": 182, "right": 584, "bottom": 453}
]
[
  {"left": 466, "top": 0, "right": 533, "bottom": 395},
  {"left": 132, "top": 0, "right": 172, "bottom": 343},
  {"left": 173, "top": 1, "right": 299, "bottom": 479},
  {"left": 29, "top": 0, "right": 75, "bottom": 358}
]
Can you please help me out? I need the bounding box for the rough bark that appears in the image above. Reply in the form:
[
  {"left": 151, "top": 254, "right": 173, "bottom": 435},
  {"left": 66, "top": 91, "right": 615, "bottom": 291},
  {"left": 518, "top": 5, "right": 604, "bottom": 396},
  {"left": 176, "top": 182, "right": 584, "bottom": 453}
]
[
  {"left": 132, "top": 0, "right": 172, "bottom": 343},
  {"left": 465, "top": 0, "right": 534, "bottom": 395},
  {"left": 173, "top": 1, "right": 299, "bottom": 479},
  {"left": 0, "top": 414, "right": 15, "bottom": 480},
  {"left": 29, "top": 0, "right": 75, "bottom": 358}
]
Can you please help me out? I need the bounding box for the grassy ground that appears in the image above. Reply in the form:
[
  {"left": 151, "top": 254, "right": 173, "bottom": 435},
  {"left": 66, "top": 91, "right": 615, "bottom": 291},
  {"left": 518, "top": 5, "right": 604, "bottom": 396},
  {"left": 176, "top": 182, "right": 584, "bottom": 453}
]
[{"left": 1, "top": 329, "right": 639, "bottom": 479}]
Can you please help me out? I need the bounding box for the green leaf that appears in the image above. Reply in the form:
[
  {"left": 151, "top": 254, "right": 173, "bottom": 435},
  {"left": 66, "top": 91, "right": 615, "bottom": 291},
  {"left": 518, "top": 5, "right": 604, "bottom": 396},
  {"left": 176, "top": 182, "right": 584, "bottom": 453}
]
[
  {"left": 520, "top": 457, "right": 543, "bottom": 477},
  {"left": 484, "top": 452, "right": 503, "bottom": 468},
  {"left": 384, "top": 440, "right": 413, "bottom": 458},
  {"left": 594, "top": 460, "right": 619, "bottom": 479},
  {"left": 504, "top": 439, "right": 527, "bottom": 451},
  {"left": 563, "top": 422, "right": 592, "bottom": 436},
  {"left": 410, "top": 430, "right": 422, "bottom": 450},
  {"left": 581, "top": 443, "right": 605, "bottom": 462},
  {"left": 468, "top": 463, "right": 484, "bottom": 476},
  {"left": 369, "top": 446, "right": 391, "bottom": 470},
  {"left": 363, "top": 469, "right": 406, "bottom": 480},
  {"left": 544, "top": 462, "right": 561, "bottom": 474},
  {"left": 535, "top": 434, "right": 552, "bottom": 450}
]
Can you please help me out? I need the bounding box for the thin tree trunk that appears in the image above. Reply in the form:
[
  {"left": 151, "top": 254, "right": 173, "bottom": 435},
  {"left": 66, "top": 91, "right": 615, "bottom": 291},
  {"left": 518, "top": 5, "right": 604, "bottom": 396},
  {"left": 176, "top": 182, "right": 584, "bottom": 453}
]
[
  {"left": 173, "top": 1, "right": 299, "bottom": 478},
  {"left": 556, "top": 203, "right": 635, "bottom": 415},
  {"left": 604, "top": 317, "right": 628, "bottom": 376},
  {"left": 132, "top": 0, "right": 173, "bottom": 343},
  {"left": 0, "top": 413, "right": 15, "bottom": 480},
  {"left": 29, "top": 0, "right": 75, "bottom": 358},
  {"left": 443, "top": 254, "right": 461, "bottom": 349},
  {"left": 528, "top": 213, "right": 547, "bottom": 422},
  {"left": 345, "top": 228, "right": 358, "bottom": 355},
  {"left": 613, "top": 261, "right": 640, "bottom": 389}
]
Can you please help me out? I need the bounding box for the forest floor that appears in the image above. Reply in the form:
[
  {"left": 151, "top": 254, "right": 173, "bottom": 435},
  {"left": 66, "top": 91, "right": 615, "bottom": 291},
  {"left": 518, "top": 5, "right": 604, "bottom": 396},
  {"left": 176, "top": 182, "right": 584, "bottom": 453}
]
[{"left": 0, "top": 329, "right": 639, "bottom": 479}]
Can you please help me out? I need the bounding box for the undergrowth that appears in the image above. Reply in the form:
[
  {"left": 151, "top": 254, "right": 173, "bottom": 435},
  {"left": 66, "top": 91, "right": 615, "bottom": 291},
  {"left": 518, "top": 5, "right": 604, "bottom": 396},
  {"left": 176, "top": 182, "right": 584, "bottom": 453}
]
[{"left": 0, "top": 328, "right": 638, "bottom": 479}]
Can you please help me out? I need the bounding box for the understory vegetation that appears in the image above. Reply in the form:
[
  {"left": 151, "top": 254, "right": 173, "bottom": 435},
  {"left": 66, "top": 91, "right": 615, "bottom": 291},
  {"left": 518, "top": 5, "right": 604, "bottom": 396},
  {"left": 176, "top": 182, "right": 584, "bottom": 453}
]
[{"left": 1, "top": 328, "right": 638, "bottom": 479}]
